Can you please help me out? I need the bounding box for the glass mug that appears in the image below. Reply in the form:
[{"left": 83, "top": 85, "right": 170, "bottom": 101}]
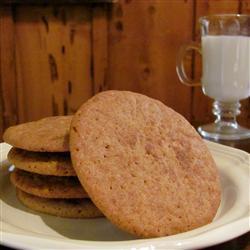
[{"left": 177, "top": 14, "right": 250, "bottom": 140}]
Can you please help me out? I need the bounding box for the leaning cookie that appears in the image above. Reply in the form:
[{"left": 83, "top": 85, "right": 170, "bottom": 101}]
[
  {"left": 70, "top": 90, "right": 221, "bottom": 238},
  {"left": 16, "top": 188, "right": 103, "bottom": 218},
  {"left": 3, "top": 116, "right": 72, "bottom": 152},
  {"left": 10, "top": 169, "right": 88, "bottom": 199},
  {"left": 8, "top": 147, "right": 76, "bottom": 176}
]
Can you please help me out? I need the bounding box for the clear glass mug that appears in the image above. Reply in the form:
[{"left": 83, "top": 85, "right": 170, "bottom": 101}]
[{"left": 176, "top": 14, "right": 250, "bottom": 140}]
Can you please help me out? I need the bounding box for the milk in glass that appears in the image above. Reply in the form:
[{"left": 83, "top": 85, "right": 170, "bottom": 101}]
[{"left": 201, "top": 35, "right": 250, "bottom": 102}]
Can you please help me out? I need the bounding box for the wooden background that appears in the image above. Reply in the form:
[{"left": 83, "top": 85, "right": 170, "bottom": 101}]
[{"left": 0, "top": 0, "right": 250, "bottom": 140}]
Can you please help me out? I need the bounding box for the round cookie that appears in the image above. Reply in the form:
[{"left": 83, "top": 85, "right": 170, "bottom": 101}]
[
  {"left": 11, "top": 169, "right": 88, "bottom": 199},
  {"left": 3, "top": 116, "right": 72, "bottom": 152},
  {"left": 8, "top": 147, "right": 76, "bottom": 176},
  {"left": 16, "top": 189, "right": 103, "bottom": 218},
  {"left": 70, "top": 90, "right": 221, "bottom": 238}
]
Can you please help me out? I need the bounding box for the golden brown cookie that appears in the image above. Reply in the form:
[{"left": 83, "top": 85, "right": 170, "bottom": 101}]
[
  {"left": 16, "top": 188, "right": 103, "bottom": 218},
  {"left": 3, "top": 116, "right": 72, "bottom": 152},
  {"left": 70, "top": 90, "right": 221, "bottom": 238},
  {"left": 11, "top": 169, "right": 88, "bottom": 199},
  {"left": 8, "top": 147, "right": 76, "bottom": 176}
]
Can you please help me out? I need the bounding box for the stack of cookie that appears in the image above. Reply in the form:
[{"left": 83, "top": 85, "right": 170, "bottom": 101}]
[
  {"left": 3, "top": 91, "right": 221, "bottom": 238},
  {"left": 3, "top": 116, "right": 102, "bottom": 218}
]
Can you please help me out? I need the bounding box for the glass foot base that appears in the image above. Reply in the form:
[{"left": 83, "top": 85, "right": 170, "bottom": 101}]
[{"left": 198, "top": 123, "right": 250, "bottom": 140}]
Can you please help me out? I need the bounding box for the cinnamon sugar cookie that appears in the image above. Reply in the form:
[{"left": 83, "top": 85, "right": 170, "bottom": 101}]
[
  {"left": 16, "top": 188, "right": 103, "bottom": 218},
  {"left": 70, "top": 90, "right": 221, "bottom": 238},
  {"left": 3, "top": 116, "right": 72, "bottom": 152},
  {"left": 8, "top": 147, "right": 76, "bottom": 176},
  {"left": 11, "top": 169, "right": 87, "bottom": 199}
]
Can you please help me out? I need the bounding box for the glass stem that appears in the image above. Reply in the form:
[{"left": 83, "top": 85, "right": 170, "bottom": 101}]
[{"left": 212, "top": 101, "right": 241, "bottom": 129}]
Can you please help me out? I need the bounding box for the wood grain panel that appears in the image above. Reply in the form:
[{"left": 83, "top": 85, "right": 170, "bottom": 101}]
[
  {"left": 92, "top": 4, "right": 108, "bottom": 93},
  {"left": 107, "top": 0, "right": 194, "bottom": 119},
  {"left": 1, "top": 0, "right": 249, "bottom": 139},
  {"left": 0, "top": 6, "right": 17, "bottom": 138},
  {"left": 192, "top": 0, "right": 240, "bottom": 127},
  {"left": 242, "top": 0, "right": 250, "bottom": 12},
  {"left": 15, "top": 5, "right": 92, "bottom": 122}
]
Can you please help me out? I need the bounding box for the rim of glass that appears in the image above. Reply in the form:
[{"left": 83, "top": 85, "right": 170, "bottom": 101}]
[{"left": 199, "top": 14, "right": 250, "bottom": 23}]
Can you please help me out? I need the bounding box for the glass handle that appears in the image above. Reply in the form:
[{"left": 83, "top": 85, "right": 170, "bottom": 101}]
[{"left": 176, "top": 42, "right": 202, "bottom": 87}]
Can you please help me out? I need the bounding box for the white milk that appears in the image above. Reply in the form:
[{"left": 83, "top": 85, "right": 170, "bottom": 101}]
[{"left": 201, "top": 35, "right": 250, "bottom": 102}]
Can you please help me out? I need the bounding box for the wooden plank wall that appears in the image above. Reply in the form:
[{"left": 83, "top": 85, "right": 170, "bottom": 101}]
[
  {"left": 0, "top": 6, "right": 17, "bottom": 136},
  {"left": 15, "top": 6, "right": 93, "bottom": 122},
  {"left": 107, "top": 0, "right": 193, "bottom": 120},
  {"left": 0, "top": 0, "right": 250, "bottom": 141},
  {"left": 107, "top": 0, "right": 250, "bottom": 127}
]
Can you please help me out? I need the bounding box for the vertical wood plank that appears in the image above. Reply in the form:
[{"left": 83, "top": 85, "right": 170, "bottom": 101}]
[
  {"left": 107, "top": 0, "right": 194, "bottom": 119},
  {"left": 0, "top": 6, "right": 17, "bottom": 138},
  {"left": 92, "top": 4, "right": 108, "bottom": 94},
  {"left": 15, "top": 6, "right": 52, "bottom": 122},
  {"left": 239, "top": 0, "right": 250, "bottom": 127},
  {"left": 192, "top": 0, "right": 241, "bottom": 127},
  {"left": 64, "top": 6, "right": 93, "bottom": 114},
  {"left": 242, "top": 0, "right": 250, "bottom": 12},
  {"left": 15, "top": 5, "right": 92, "bottom": 122},
  {"left": 0, "top": 44, "right": 3, "bottom": 140}
]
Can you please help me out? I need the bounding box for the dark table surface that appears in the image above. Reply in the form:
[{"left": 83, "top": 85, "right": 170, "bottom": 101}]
[{"left": 1, "top": 138, "right": 250, "bottom": 250}]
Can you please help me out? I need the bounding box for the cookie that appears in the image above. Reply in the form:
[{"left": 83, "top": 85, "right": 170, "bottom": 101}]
[
  {"left": 11, "top": 169, "right": 88, "bottom": 199},
  {"left": 3, "top": 116, "right": 72, "bottom": 152},
  {"left": 16, "top": 188, "right": 103, "bottom": 218},
  {"left": 8, "top": 147, "right": 76, "bottom": 176},
  {"left": 70, "top": 90, "right": 221, "bottom": 238}
]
